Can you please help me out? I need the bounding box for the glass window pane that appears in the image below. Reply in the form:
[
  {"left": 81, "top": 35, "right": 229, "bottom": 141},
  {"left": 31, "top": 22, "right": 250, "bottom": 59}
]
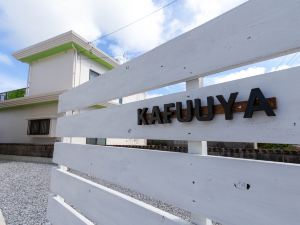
[
  {"left": 89, "top": 70, "right": 100, "bottom": 80},
  {"left": 28, "top": 119, "right": 50, "bottom": 135}
]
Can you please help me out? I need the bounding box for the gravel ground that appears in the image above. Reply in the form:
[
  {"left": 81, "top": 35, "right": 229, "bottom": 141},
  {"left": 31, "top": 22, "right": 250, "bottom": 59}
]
[
  {"left": 0, "top": 160, "right": 53, "bottom": 225},
  {"left": 0, "top": 160, "right": 218, "bottom": 225},
  {"left": 74, "top": 170, "right": 192, "bottom": 221}
]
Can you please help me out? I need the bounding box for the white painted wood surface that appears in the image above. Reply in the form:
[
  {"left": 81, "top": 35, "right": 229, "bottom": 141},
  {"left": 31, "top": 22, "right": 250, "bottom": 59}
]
[
  {"left": 47, "top": 196, "right": 94, "bottom": 225},
  {"left": 49, "top": 1, "right": 300, "bottom": 225},
  {"left": 51, "top": 168, "right": 191, "bottom": 225},
  {"left": 186, "top": 78, "right": 211, "bottom": 225},
  {"left": 58, "top": 0, "right": 300, "bottom": 112},
  {"left": 57, "top": 67, "right": 300, "bottom": 144},
  {"left": 186, "top": 78, "right": 207, "bottom": 155},
  {"left": 53, "top": 143, "right": 300, "bottom": 225}
]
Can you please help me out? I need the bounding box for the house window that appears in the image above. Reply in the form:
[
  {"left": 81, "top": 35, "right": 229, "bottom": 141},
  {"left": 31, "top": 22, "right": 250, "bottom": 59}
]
[
  {"left": 89, "top": 70, "right": 100, "bottom": 80},
  {"left": 27, "top": 119, "right": 50, "bottom": 135},
  {"left": 86, "top": 138, "right": 106, "bottom": 146}
]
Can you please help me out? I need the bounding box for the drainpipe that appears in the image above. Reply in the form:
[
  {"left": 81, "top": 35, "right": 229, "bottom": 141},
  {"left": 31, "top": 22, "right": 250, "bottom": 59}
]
[
  {"left": 26, "top": 64, "right": 32, "bottom": 96},
  {"left": 71, "top": 44, "right": 78, "bottom": 88},
  {"left": 67, "top": 44, "right": 79, "bottom": 144}
]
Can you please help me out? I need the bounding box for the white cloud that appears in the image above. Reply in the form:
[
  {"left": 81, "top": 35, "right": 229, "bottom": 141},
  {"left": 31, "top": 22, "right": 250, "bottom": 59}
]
[
  {"left": 0, "top": 0, "right": 164, "bottom": 54},
  {"left": 163, "top": 18, "right": 186, "bottom": 41},
  {"left": 270, "top": 64, "right": 292, "bottom": 72},
  {"left": 0, "top": 73, "right": 26, "bottom": 92},
  {"left": 184, "top": 0, "right": 247, "bottom": 30},
  {"left": 269, "top": 52, "right": 300, "bottom": 72},
  {"left": 93, "top": 0, "right": 165, "bottom": 53},
  {"left": 0, "top": 0, "right": 100, "bottom": 47},
  {"left": 0, "top": 53, "right": 12, "bottom": 66},
  {"left": 0, "top": 0, "right": 248, "bottom": 57},
  {"left": 212, "top": 66, "right": 266, "bottom": 84},
  {"left": 145, "top": 92, "right": 163, "bottom": 99},
  {"left": 163, "top": 0, "right": 247, "bottom": 39},
  {"left": 108, "top": 45, "right": 128, "bottom": 64},
  {"left": 123, "top": 93, "right": 146, "bottom": 103}
]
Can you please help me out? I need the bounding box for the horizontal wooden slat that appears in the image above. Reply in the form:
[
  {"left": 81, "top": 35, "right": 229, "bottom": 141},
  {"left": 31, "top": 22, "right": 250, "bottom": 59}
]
[
  {"left": 47, "top": 196, "right": 93, "bottom": 225},
  {"left": 50, "top": 168, "right": 191, "bottom": 225},
  {"left": 54, "top": 143, "right": 300, "bottom": 225},
  {"left": 57, "top": 67, "right": 300, "bottom": 144},
  {"left": 58, "top": 0, "right": 300, "bottom": 112}
]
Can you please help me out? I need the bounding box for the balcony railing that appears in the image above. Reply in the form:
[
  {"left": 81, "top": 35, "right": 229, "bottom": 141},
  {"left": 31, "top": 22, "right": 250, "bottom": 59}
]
[{"left": 0, "top": 88, "right": 26, "bottom": 101}]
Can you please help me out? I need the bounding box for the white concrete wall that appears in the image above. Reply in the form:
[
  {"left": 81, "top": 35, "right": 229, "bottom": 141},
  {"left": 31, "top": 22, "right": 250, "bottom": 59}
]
[
  {"left": 0, "top": 102, "right": 58, "bottom": 144},
  {"left": 28, "top": 49, "right": 75, "bottom": 96},
  {"left": 3, "top": 48, "right": 147, "bottom": 145},
  {"left": 28, "top": 48, "right": 113, "bottom": 96},
  {"left": 74, "top": 53, "right": 109, "bottom": 87}
]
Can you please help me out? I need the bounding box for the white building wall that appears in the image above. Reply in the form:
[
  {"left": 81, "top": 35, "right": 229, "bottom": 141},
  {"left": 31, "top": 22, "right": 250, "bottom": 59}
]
[
  {"left": 1, "top": 47, "right": 146, "bottom": 146},
  {"left": 74, "top": 53, "right": 109, "bottom": 87},
  {"left": 0, "top": 102, "right": 58, "bottom": 144},
  {"left": 28, "top": 49, "right": 75, "bottom": 96},
  {"left": 70, "top": 53, "right": 113, "bottom": 145}
]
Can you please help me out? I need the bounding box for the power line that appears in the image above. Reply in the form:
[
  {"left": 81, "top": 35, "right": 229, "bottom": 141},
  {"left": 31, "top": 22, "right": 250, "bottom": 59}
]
[
  {"left": 274, "top": 52, "right": 300, "bottom": 71},
  {"left": 78, "top": 0, "right": 178, "bottom": 59},
  {"left": 88, "top": 0, "right": 178, "bottom": 44},
  {"left": 287, "top": 52, "right": 299, "bottom": 66},
  {"left": 77, "top": 0, "right": 178, "bottom": 61},
  {"left": 274, "top": 53, "right": 294, "bottom": 70}
]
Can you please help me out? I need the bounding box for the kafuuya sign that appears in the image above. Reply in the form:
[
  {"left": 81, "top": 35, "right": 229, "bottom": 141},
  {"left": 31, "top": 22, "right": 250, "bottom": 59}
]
[{"left": 137, "top": 88, "right": 276, "bottom": 125}]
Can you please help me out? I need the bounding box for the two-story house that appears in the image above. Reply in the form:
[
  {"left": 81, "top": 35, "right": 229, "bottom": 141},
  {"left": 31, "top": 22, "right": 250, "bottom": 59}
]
[{"left": 0, "top": 31, "right": 145, "bottom": 149}]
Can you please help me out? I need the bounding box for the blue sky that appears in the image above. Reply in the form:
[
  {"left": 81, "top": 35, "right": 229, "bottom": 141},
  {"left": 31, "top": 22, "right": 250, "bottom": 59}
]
[
  {"left": 0, "top": 0, "right": 299, "bottom": 96},
  {"left": 145, "top": 52, "right": 300, "bottom": 98}
]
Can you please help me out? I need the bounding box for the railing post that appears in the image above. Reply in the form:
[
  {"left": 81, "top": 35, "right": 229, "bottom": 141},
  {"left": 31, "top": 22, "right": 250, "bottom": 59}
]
[{"left": 186, "top": 78, "right": 212, "bottom": 225}]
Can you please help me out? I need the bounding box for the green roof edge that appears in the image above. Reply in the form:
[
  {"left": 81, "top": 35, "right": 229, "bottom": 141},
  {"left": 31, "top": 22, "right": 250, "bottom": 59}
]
[
  {"left": 0, "top": 100, "right": 59, "bottom": 111},
  {"left": 0, "top": 100, "right": 106, "bottom": 111},
  {"left": 19, "top": 42, "right": 114, "bottom": 70}
]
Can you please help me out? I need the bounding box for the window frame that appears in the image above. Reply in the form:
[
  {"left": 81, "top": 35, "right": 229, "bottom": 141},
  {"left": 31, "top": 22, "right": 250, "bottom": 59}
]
[
  {"left": 89, "top": 69, "right": 100, "bottom": 80},
  {"left": 27, "top": 119, "right": 51, "bottom": 135}
]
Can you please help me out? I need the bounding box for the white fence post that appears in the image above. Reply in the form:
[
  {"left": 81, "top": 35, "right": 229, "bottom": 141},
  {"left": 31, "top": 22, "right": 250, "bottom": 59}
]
[
  {"left": 60, "top": 111, "right": 74, "bottom": 171},
  {"left": 186, "top": 78, "right": 207, "bottom": 155},
  {"left": 186, "top": 78, "right": 212, "bottom": 225}
]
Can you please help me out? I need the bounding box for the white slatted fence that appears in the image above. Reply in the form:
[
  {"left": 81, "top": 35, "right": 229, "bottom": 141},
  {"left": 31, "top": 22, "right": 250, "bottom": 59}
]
[
  {"left": 56, "top": 67, "right": 300, "bottom": 144},
  {"left": 48, "top": 0, "right": 300, "bottom": 225},
  {"left": 51, "top": 143, "right": 300, "bottom": 225}
]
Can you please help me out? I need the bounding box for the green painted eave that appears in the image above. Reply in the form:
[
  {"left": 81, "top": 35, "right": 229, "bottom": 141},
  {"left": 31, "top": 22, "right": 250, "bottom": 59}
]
[
  {"left": 0, "top": 101, "right": 105, "bottom": 111},
  {"left": 0, "top": 100, "right": 58, "bottom": 111},
  {"left": 73, "top": 43, "right": 114, "bottom": 70},
  {"left": 19, "top": 42, "right": 114, "bottom": 70}
]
